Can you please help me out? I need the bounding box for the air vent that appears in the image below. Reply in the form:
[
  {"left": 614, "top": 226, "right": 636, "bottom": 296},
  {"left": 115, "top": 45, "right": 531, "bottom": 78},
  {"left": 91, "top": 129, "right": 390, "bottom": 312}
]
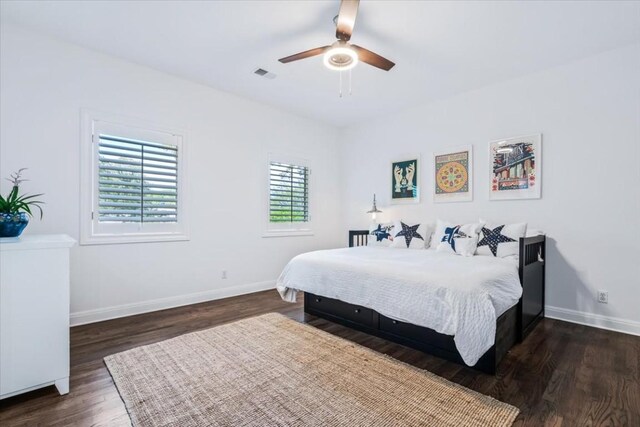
[{"left": 254, "top": 68, "right": 277, "bottom": 80}]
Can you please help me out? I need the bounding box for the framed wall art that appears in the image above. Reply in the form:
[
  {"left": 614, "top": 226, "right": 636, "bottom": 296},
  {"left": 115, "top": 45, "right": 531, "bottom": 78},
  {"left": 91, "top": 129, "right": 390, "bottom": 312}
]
[
  {"left": 433, "top": 145, "right": 473, "bottom": 203},
  {"left": 391, "top": 156, "right": 420, "bottom": 204},
  {"left": 489, "top": 134, "right": 541, "bottom": 200}
]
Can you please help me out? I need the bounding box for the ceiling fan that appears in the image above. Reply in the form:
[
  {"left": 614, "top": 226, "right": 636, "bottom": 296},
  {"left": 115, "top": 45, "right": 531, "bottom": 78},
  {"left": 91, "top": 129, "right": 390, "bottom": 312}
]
[{"left": 278, "top": 0, "right": 395, "bottom": 72}]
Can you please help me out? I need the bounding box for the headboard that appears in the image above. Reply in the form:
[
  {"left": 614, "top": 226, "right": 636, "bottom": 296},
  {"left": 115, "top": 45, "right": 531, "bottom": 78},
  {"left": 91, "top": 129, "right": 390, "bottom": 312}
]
[
  {"left": 349, "top": 230, "right": 369, "bottom": 247},
  {"left": 348, "top": 229, "right": 546, "bottom": 341}
]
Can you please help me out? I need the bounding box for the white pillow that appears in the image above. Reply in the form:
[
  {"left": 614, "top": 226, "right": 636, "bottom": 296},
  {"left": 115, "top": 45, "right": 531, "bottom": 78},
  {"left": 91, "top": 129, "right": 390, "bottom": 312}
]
[
  {"left": 430, "top": 219, "right": 484, "bottom": 249},
  {"left": 436, "top": 235, "right": 479, "bottom": 257},
  {"left": 476, "top": 220, "right": 527, "bottom": 257},
  {"left": 390, "top": 220, "right": 428, "bottom": 249},
  {"left": 422, "top": 222, "right": 435, "bottom": 248},
  {"left": 367, "top": 222, "right": 395, "bottom": 247},
  {"left": 436, "top": 226, "right": 479, "bottom": 257},
  {"left": 455, "top": 235, "right": 479, "bottom": 257}
]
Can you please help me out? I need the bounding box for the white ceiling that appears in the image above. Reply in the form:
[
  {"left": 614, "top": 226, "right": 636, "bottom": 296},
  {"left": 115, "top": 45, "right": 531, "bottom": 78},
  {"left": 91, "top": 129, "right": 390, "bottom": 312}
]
[{"left": 2, "top": 1, "right": 639, "bottom": 127}]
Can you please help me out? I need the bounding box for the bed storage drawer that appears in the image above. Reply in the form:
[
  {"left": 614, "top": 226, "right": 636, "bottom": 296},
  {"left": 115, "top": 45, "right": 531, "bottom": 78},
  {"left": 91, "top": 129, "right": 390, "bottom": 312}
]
[
  {"left": 305, "top": 294, "right": 374, "bottom": 328},
  {"left": 379, "top": 315, "right": 457, "bottom": 353}
]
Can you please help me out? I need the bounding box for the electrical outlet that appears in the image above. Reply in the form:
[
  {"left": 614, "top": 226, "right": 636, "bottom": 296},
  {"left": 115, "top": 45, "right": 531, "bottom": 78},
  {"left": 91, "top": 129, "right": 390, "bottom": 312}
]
[
  {"left": 221, "top": 270, "right": 227, "bottom": 279},
  {"left": 597, "top": 290, "right": 608, "bottom": 304}
]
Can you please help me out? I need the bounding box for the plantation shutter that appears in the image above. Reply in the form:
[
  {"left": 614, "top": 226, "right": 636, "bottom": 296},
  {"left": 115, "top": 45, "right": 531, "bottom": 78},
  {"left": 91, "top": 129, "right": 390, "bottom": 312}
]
[
  {"left": 97, "top": 134, "right": 178, "bottom": 223},
  {"left": 269, "top": 162, "right": 309, "bottom": 223}
]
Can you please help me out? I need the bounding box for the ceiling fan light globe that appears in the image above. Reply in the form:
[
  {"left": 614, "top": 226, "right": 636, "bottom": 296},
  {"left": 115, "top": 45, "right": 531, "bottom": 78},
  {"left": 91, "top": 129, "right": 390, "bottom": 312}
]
[{"left": 323, "top": 46, "right": 359, "bottom": 71}]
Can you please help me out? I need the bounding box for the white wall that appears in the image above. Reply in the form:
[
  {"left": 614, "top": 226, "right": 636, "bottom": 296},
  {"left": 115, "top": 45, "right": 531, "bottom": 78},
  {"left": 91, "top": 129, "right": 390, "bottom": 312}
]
[
  {"left": 340, "top": 44, "right": 640, "bottom": 334},
  {"left": 0, "top": 24, "right": 344, "bottom": 325},
  {"left": 3, "top": 22, "right": 639, "bottom": 335}
]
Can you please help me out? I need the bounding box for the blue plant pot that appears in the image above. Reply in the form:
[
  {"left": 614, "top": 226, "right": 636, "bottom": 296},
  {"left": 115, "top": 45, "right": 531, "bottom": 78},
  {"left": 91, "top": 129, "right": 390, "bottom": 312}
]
[{"left": 0, "top": 212, "right": 29, "bottom": 238}]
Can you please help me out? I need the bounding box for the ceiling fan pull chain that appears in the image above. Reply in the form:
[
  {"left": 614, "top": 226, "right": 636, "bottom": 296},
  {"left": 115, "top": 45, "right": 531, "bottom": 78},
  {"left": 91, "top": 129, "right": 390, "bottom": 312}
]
[
  {"left": 349, "top": 68, "right": 352, "bottom": 96},
  {"left": 339, "top": 69, "right": 343, "bottom": 98}
]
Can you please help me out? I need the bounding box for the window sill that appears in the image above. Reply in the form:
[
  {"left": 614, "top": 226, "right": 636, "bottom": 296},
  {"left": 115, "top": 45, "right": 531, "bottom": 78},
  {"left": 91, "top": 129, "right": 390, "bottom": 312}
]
[
  {"left": 262, "top": 230, "right": 314, "bottom": 238},
  {"left": 80, "top": 232, "right": 190, "bottom": 246}
]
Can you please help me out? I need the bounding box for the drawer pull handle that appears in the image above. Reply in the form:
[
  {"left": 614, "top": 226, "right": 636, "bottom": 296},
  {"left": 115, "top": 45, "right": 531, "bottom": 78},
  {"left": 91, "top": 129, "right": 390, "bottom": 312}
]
[
  {"left": 354, "top": 309, "right": 361, "bottom": 314},
  {"left": 315, "top": 298, "right": 321, "bottom": 303},
  {"left": 392, "top": 320, "right": 398, "bottom": 324}
]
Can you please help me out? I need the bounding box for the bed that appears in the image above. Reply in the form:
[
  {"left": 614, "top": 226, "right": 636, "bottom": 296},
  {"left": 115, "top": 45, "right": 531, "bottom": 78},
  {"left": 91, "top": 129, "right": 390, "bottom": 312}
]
[{"left": 277, "top": 230, "right": 545, "bottom": 374}]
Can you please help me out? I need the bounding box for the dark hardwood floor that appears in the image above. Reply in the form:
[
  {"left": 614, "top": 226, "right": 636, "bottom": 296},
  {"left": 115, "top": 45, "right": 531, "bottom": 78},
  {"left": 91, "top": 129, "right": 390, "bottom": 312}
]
[{"left": 1, "top": 290, "right": 638, "bottom": 426}]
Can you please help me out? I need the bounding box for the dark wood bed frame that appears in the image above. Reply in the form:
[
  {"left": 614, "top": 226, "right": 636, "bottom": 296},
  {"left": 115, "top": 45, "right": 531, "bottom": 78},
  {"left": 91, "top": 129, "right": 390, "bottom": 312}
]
[{"left": 304, "top": 230, "right": 546, "bottom": 374}]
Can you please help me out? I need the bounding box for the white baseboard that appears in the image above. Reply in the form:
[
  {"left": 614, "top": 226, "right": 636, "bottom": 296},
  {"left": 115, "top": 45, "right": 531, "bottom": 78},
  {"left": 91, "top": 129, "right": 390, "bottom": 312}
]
[
  {"left": 545, "top": 305, "right": 640, "bottom": 336},
  {"left": 70, "top": 289, "right": 640, "bottom": 336},
  {"left": 70, "top": 280, "right": 276, "bottom": 327}
]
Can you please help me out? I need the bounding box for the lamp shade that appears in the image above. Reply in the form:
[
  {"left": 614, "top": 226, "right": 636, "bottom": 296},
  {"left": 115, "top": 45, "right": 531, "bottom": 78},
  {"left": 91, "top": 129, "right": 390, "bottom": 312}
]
[{"left": 366, "top": 194, "right": 382, "bottom": 219}]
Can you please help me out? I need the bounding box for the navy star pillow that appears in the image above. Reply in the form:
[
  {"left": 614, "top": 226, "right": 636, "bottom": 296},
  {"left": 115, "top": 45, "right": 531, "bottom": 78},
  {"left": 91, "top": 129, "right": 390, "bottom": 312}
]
[
  {"left": 430, "top": 220, "right": 483, "bottom": 249},
  {"left": 441, "top": 226, "right": 464, "bottom": 251},
  {"left": 390, "top": 220, "right": 428, "bottom": 249},
  {"left": 367, "top": 222, "right": 395, "bottom": 247},
  {"left": 436, "top": 225, "right": 479, "bottom": 256},
  {"left": 476, "top": 221, "right": 527, "bottom": 257}
]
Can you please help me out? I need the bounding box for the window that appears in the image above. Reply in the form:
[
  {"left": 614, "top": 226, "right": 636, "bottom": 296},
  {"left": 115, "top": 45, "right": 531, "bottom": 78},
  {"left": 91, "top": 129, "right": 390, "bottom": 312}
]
[
  {"left": 81, "top": 111, "right": 188, "bottom": 244},
  {"left": 269, "top": 162, "right": 309, "bottom": 223},
  {"left": 97, "top": 135, "right": 179, "bottom": 224},
  {"left": 264, "top": 156, "right": 312, "bottom": 237}
]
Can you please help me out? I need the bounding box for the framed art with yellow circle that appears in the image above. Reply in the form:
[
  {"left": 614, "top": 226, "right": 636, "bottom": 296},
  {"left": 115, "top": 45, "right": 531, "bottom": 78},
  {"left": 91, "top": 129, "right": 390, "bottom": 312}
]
[{"left": 433, "top": 145, "right": 473, "bottom": 202}]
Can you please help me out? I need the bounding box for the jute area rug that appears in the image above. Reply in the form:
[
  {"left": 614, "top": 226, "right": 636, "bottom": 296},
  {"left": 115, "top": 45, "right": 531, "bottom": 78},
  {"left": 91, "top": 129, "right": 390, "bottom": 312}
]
[{"left": 105, "top": 312, "right": 519, "bottom": 427}]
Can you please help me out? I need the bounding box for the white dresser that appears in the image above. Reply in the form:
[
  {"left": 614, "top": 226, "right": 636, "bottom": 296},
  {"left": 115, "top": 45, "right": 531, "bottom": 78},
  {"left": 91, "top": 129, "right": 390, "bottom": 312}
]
[{"left": 0, "top": 234, "right": 76, "bottom": 399}]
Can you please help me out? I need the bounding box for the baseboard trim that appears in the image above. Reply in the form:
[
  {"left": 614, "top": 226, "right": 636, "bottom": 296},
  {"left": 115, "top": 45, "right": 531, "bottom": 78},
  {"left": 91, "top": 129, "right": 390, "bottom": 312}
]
[
  {"left": 70, "top": 280, "right": 276, "bottom": 327},
  {"left": 545, "top": 305, "right": 640, "bottom": 336},
  {"left": 71, "top": 291, "right": 640, "bottom": 336}
]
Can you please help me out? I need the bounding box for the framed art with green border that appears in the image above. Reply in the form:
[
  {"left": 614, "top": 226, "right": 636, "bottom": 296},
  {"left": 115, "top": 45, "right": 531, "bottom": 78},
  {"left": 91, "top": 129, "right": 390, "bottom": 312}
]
[
  {"left": 391, "top": 155, "right": 420, "bottom": 204},
  {"left": 433, "top": 145, "right": 473, "bottom": 203}
]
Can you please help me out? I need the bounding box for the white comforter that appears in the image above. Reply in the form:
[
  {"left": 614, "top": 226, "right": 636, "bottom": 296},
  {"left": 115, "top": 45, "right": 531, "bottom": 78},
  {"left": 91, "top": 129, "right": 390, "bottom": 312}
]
[{"left": 276, "top": 247, "right": 522, "bottom": 366}]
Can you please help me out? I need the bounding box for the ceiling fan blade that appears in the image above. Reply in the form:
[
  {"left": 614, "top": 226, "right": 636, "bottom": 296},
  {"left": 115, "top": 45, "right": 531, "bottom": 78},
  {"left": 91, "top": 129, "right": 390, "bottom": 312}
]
[
  {"left": 351, "top": 45, "right": 395, "bottom": 71},
  {"left": 335, "top": 0, "right": 360, "bottom": 41},
  {"left": 278, "top": 46, "right": 330, "bottom": 63}
]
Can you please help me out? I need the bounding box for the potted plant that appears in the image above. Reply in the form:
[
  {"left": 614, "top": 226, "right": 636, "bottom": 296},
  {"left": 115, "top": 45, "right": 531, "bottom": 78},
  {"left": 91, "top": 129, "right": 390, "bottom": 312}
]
[{"left": 0, "top": 169, "right": 44, "bottom": 238}]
